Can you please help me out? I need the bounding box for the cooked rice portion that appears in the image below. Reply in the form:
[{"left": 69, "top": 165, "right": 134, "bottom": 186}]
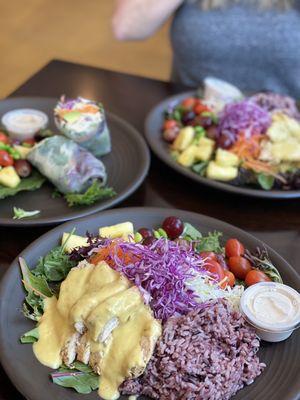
[{"left": 121, "top": 299, "right": 265, "bottom": 400}]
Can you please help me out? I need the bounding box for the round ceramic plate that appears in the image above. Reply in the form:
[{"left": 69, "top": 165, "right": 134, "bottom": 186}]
[
  {"left": 145, "top": 91, "right": 300, "bottom": 199},
  {"left": 0, "top": 97, "right": 150, "bottom": 226},
  {"left": 0, "top": 207, "right": 299, "bottom": 400}
]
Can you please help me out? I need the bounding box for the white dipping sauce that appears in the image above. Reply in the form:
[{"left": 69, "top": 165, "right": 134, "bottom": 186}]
[
  {"left": 2, "top": 109, "right": 48, "bottom": 140},
  {"left": 240, "top": 282, "right": 300, "bottom": 342}
]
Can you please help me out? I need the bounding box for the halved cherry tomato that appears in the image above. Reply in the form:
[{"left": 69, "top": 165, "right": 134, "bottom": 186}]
[
  {"left": 163, "top": 119, "right": 178, "bottom": 131},
  {"left": 204, "top": 260, "right": 225, "bottom": 282},
  {"left": 228, "top": 256, "right": 252, "bottom": 280},
  {"left": 193, "top": 102, "right": 210, "bottom": 115},
  {"left": 181, "top": 97, "right": 197, "bottom": 109},
  {"left": 200, "top": 251, "right": 217, "bottom": 262},
  {"left": 0, "top": 150, "right": 13, "bottom": 167},
  {"left": 225, "top": 238, "right": 245, "bottom": 258},
  {"left": 0, "top": 132, "right": 10, "bottom": 144},
  {"left": 245, "top": 270, "right": 271, "bottom": 287},
  {"left": 224, "top": 270, "right": 235, "bottom": 287}
]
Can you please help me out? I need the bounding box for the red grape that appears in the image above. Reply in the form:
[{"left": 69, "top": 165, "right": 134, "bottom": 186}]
[
  {"left": 162, "top": 216, "right": 184, "bottom": 239},
  {"left": 138, "top": 228, "right": 153, "bottom": 239},
  {"left": 142, "top": 236, "right": 156, "bottom": 246},
  {"left": 14, "top": 160, "right": 32, "bottom": 177}
]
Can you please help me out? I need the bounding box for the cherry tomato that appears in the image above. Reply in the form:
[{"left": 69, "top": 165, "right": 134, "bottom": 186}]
[
  {"left": 200, "top": 251, "right": 217, "bottom": 262},
  {"left": 245, "top": 270, "right": 271, "bottom": 287},
  {"left": 228, "top": 256, "right": 252, "bottom": 280},
  {"left": 225, "top": 239, "right": 245, "bottom": 258},
  {"left": 181, "top": 97, "right": 197, "bottom": 110},
  {"left": 224, "top": 270, "right": 235, "bottom": 287},
  {"left": 194, "top": 102, "right": 210, "bottom": 115},
  {"left": 0, "top": 132, "right": 10, "bottom": 144},
  {"left": 0, "top": 150, "right": 13, "bottom": 167},
  {"left": 204, "top": 260, "right": 225, "bottom": 282},
  {"left": 163, "top": 120, "right": 178, "bottom": 131}
]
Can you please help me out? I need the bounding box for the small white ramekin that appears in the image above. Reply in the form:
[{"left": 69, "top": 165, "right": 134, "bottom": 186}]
[
  {"left": 2, "top": 109, "right": 48, "bottom": 141},
  {"left": 240, "top": 282, "right": 300, "bottom": 342}
]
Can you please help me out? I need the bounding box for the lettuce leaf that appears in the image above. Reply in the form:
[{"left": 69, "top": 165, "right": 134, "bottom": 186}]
[
  {"left": 183, "top": 223, "right": 202, "bottom": 241},
  {"left": 51, "top": 362, "right": 99, "bottom": 394},
  {"left": 195, "top": 231, "right": 223, "bottom": 253},
  {"left": 20, "top": 327, "right": 39, "bottom": 343},
  {"left": 0, "top": 171, "right": 45, "bottom": 199}
]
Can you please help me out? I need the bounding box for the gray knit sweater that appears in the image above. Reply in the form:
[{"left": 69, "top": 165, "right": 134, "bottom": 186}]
[{"left": 170, "top": 2, "right": 300, "bottom": 97}]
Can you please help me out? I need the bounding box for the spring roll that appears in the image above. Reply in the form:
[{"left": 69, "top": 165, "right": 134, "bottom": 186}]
[
  {"left": 54, "top": 96, "right": 111, "bottom": 157},
  {"left": 28, "top": 136, "right": 107, "bottom": 194}
]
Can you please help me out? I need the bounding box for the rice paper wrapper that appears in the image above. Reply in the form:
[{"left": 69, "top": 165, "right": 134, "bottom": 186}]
[
  {"left": 54, "top": 104, "right": 111, "bottom": 157},
  {"left": 28, "top": 136, "right": 107, "bottom": 194}
]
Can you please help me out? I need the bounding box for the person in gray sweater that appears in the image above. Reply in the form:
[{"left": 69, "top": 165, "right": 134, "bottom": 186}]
[{"left": 112, "top": 1, "right": 300, "bottom": 97}]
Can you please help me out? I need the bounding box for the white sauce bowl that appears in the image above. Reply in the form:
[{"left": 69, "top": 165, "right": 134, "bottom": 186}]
[
  {"left": 240, "top": 282, "right": 300, "bottom": 342},
  {"left": 1, "top": 109, "right": 48, "bottom": 141}
]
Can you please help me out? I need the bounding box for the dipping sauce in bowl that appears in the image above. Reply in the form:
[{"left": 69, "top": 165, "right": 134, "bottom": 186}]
[
  {"left": 240, "top": 282, "right": 300, "bottom": 342},
  {"left": 1, "top": 109, "right": 48, "bottom": 140}
]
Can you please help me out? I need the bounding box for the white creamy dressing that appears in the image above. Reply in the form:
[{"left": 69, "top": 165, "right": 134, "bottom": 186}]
[
  {"left": 242, "top": 283, "right": 300, "bottom": 331},
  {"left": 1, "top": 109, "right": 48, "bottom": 138}
]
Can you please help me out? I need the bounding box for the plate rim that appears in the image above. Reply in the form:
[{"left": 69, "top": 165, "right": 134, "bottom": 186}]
[
  {"left": 0, "top": 97, "right": 150, "bottom": 227},
  {"left": 0, "top": 206, "right": 300, "bottom": 400},
  {"left": 144, "top": 91, "right": 300, "bottom": 199}
]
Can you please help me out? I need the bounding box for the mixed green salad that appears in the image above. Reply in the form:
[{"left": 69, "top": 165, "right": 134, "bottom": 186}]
[{"left": 19, "top": 216, "right": 282, "bottom": 395}]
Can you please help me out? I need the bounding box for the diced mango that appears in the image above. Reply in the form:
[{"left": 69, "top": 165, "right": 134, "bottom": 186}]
[
  {"left": 206, "top": 161, "right": 238, "bottom": 181},
  {"left": 61, "top": 233, "right": 89, "bottom": 253},
  {"left": 0, "top": 166, "right": 21, "bottom": 188},
  {"left": 195, "top": 137, "right": 215, "bottom": 161},
  {"left": 13, "top": 145, "right": 32, "bottom": 159},
  {"left": 172, "top": 127, "right": 195, "bottom": 151},
  {"left": 177, "top": 145, "right": 197, "bottom": 167},
  {"left": 215, "top": 148, "right": 240, "bottom": 167},
  {"left": 99, "top": 222, "right": 134, "bottom": 241}
]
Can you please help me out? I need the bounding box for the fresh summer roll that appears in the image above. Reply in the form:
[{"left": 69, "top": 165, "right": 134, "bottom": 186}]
[
  {"left": 54, "top": 96, "right": 111, "bottom": 157},
  {"left": 28, "top": 136, "right": 107, "bottom": 194}
]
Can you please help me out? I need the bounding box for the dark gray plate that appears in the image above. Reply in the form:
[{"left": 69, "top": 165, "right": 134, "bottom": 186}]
[
  {"left": 0, "top": 97, "right": 150, "bottom": 226},
  {"left": 145, "top": 91, "right": 300, "bottom": 199},
  {"left": 0, "top": 207, "right": 299, "bottom": 400}
]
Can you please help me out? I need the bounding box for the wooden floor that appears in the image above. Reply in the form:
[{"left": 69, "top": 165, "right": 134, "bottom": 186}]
[{"left": 0, "top": 0, "right": 172, "bottom": 98}]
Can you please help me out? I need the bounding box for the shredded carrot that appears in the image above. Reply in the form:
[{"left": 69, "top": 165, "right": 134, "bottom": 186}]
[
  {"left": 78, "top": 105, "right": 99, "bottom": 114},
  {"left": 90, "top": 241, "right": 137, "bottom": 267}
]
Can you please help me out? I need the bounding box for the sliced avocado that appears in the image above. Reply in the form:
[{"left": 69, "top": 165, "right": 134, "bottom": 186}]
[{"left": 63, "top": 111, "right": 82, "bottom": 123}]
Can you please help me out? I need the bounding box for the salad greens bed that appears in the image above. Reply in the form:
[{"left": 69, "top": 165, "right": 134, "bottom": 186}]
[{"left": 19, "top": 220, "right": 282, "bottom": 394}]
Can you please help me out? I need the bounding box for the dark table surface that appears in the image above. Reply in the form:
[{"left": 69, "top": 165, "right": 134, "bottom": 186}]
[{"left": 0, "top": 59, "right": 300, "bottom": 400}]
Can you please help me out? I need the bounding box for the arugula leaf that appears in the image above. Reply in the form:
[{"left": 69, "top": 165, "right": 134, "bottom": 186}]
[
  {"left": 183, "top": 223, "right": 202, "bottom": 241},
  {"left": 34, "top": 246, "right": 76, "bottom": 281},
  {"left": 257, "top": 173, "right": 275, "bottom": 190},
  {"left": 192, "top": 162, "right": 208, "bottom": 177},
  {"left": 51, "top": 363, "right": 99, "bottom": 394},
  {"left": 64, "top": 181, "right": 115, "bottom": 207},
  {"left": 19, "top": 257, "right": 52, "bottom": 297},
  {"left": 0, "top": 171, "right": 45, "bottom": 199},
  {"left": 245, "top": 248, "right": 283, "bottom": 284},
  {"left": 20, "top": 327, "right": 39, "bottom": 343},
  {"left": 13, "top": 207, "right": 40, "bottom": 220},
  {"left": 195, "top": 231, "right": 223, "bottom": 253},
  {"left": 193, "top": 127, "right": 206, "bottom": 143}
]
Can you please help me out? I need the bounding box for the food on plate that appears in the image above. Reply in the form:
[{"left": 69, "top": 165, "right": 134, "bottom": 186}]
[
  {"left": 122, "top": 300, "right": 265, "bottom": 400},
  {"left": 203, "top": 76, "right": 243, "bottom": 111},
  {"left": 54, "top": 96, "right": 111, "bottom": 157},
  {"left": 19, "top": 216, "right": 298, "bottom": 399},
  {"left": 1, "top": 109, "right": 48, "bottom": 140},
  {"left": 240, "top": 282, "right": 300, "bottom": 342},
  {"left": 0, "top": 97, "right": 115, "bottom": 210},
  {"left": 13, "top": 207, "right": 40, "bottom": 220},
  {"left": 27, "top": 136, "right": 107, "bottom": 194},
  {"left": 162, "top": 89, "right": 300, "bottom": 190}
]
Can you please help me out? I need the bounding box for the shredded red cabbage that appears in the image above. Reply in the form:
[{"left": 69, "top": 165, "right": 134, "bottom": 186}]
[
  {"left": 218, "top": 100, "right": 271, "bottom": 140},
  {"left": 89, "top": 238, "right": 208, "bottom": 321}
]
